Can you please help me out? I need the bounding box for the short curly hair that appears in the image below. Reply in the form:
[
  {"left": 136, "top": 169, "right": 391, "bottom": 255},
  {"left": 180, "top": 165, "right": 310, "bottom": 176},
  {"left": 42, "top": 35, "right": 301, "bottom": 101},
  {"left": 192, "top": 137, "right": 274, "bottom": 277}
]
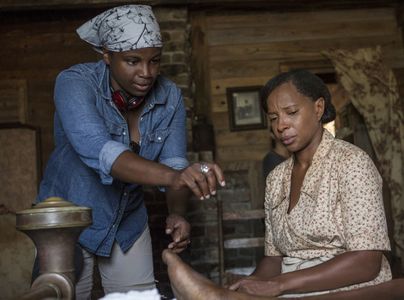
[{"left": 260, "top": 69, "right": 336, "bottom": 124}]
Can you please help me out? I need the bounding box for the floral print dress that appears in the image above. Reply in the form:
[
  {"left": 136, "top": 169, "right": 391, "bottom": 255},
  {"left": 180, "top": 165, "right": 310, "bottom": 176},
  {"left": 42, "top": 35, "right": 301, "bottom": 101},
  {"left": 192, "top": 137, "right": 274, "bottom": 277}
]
[{"left": 264, "top": 130, "right": 392, "bottom": 297}]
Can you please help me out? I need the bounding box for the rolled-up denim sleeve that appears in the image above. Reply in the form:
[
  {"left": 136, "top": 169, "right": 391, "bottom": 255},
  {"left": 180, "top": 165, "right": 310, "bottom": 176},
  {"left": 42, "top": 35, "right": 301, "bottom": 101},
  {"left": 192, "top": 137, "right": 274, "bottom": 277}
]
[
  {"left": 99, "top": 141, "right": 129, "bottom": 184},
  {"left": 160, "top": 157, "right": 189, "bottom": 170},
  {"left": 54, "top": 71, "right": 128, "bottom": 184}
]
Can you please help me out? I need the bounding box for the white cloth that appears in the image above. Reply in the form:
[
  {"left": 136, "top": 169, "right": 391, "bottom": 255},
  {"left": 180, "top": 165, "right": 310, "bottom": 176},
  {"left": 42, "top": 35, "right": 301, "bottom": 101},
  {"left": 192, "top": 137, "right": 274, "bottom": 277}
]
[
  {"left": 279, "top": 256, "right": 333, "bottom": 298},
  {"left": 77, "top": 5, "right": 162, "bottom": 53},
  {"left": 100, "top": 288, "right": 162, "bottom": 300}
]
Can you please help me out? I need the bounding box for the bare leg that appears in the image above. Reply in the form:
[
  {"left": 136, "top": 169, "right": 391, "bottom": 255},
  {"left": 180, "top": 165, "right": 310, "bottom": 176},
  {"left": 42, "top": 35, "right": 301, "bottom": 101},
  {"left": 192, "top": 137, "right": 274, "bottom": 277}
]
[
  {"left": 303, "top": 279, "right": 404, "bottom": 300},
  {"left": 162, "top": 249, "right": 271, "bottom": 300},
  {"left": 163, "top": 250, "right": 404, "bottom": 300}
]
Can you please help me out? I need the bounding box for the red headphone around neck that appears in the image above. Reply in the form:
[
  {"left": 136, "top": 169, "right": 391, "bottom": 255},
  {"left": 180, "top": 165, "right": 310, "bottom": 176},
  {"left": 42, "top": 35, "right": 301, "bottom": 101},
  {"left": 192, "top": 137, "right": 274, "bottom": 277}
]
[{"left": 111, "top": 90, "right": 145, "bottom": 113}]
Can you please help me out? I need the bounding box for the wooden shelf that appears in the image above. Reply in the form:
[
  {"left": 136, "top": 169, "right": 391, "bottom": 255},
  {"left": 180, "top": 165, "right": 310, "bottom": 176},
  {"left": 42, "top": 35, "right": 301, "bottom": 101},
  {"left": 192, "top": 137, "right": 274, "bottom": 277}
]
[
  {"left": 224, "top": 237, "right": 264, "bottom": 249},
  {"left": 223, "top": 209, "right": 265, "bottom": 221}
]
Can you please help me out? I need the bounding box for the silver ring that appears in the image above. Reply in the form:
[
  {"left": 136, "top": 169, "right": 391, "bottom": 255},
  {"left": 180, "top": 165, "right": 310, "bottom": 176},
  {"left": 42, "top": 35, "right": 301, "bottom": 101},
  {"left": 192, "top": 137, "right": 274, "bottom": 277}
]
[{"left": 200, "top": 163, "right": 210, "bottom": 174}]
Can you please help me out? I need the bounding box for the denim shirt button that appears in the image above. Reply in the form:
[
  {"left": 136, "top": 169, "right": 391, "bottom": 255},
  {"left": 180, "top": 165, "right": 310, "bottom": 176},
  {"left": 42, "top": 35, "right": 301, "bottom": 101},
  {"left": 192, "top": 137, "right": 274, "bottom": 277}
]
[
  {"left": 122, "top": 131, "right": 126, "bottom": 136},
  {"left": 157, "top": 136, "right": 162, "bottom": 141},
  {"left": 149, "top": 104, "right": 154, "bottom": 109},
  {"left": 140, "top": 117, "right": 144, "bottom": 121}
]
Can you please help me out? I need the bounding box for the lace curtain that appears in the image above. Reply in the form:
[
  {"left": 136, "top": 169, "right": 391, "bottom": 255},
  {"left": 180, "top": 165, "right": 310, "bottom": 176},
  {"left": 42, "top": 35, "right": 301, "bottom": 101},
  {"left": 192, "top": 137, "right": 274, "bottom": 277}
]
[{"left": 323, "top": 46, "right": 404, "bottom": 269}]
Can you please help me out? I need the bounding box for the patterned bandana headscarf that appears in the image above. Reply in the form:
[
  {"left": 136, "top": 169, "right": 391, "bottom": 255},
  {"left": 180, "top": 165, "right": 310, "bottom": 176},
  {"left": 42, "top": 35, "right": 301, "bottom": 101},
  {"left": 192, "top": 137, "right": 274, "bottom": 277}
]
[{"left": 76, "top": 5, "right": 162, "bottom": 53}]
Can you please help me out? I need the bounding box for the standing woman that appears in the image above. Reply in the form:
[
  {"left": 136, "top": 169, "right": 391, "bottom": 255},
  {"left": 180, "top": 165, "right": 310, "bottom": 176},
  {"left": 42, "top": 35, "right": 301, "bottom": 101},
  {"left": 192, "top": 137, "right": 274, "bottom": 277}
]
[
  {"left": 230, "top": 69, "right": 391, "bottom": 297},
  {"left": 37, "top": 5, "right": 225, "bottom": 299}
]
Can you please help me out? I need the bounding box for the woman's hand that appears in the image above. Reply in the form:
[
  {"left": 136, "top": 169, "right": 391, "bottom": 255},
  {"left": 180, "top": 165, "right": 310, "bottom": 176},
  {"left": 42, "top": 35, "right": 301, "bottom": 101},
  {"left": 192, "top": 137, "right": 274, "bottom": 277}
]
[
  {"left": 229, "top": 277, "right": 283, "bottom": 297},
  {"left": 172, "top": 162, "right": 225, "bottom": 200},
  {"left": 111, "top": 152, "right": 225, "bottom": 200},
  {"left": 228, "top": 275, "right": 259, "bottom": 289},
  {"left": 165, "top": 214, "right": 191, "bottom": 253}
]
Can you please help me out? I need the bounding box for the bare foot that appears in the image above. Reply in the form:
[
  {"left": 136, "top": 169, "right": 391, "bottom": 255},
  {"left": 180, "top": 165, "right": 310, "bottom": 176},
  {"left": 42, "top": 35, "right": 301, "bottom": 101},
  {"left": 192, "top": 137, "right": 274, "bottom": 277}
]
[
  {"left": 162, "top": 249, "right": 223, "bottom": 300},
  {"left": 162, "top": 249, "right": 271, "bottom": 300}
]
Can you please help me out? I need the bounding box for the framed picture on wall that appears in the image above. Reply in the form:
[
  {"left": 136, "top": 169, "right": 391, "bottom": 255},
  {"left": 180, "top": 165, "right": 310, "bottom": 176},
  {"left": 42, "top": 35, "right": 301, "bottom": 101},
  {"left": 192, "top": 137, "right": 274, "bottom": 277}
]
[{"left": 226, "top": 86, "right": 267, "bottom": 131}]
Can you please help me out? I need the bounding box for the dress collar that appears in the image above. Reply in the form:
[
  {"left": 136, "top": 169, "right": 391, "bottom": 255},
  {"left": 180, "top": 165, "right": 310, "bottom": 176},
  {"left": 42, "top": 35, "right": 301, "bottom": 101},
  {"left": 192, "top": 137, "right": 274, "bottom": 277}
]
[{"left": 280, "top": 129, "right": 335, "bottom": 207}]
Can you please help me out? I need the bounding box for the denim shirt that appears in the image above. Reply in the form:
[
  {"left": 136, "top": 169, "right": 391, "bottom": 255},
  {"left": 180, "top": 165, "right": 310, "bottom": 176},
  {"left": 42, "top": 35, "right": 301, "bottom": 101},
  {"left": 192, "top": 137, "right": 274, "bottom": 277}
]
[{"left": 37, "top": 60, "right": 189, "bottom": 257}]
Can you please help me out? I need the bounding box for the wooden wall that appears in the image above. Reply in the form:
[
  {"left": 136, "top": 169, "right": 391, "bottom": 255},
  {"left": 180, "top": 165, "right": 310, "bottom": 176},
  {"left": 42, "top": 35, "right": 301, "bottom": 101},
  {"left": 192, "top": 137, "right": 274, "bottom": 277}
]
[
  {"left": 0, "top": 10, "right": 101, "bottom": 170},
  {"left": 191, "top": 7, "right": 404, "bottom": 167}
]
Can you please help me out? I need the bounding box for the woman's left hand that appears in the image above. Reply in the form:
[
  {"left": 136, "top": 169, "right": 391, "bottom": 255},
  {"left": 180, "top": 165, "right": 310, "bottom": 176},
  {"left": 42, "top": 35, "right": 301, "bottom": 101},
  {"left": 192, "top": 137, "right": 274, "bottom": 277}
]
[
  {"left": 230, "top": 277, "right": 283, "bottom": 297},
  {"left": 165, "top": 214, "right": 191, "bottom": 253}
]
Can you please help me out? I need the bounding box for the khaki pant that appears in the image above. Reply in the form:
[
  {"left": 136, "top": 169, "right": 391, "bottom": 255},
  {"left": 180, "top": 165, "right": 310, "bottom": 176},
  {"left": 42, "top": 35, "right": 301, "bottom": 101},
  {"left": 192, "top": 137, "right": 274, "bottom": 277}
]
[{"left": 75, "top": 226, "right": 155, "bottom": 300}]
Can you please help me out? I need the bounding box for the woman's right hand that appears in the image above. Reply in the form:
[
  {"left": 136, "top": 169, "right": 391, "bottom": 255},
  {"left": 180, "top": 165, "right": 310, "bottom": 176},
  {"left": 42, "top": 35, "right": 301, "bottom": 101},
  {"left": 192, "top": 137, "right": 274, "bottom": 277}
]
[
  {"left": 228, "top": 275, "right": 260, "bottom": 291},
  {"left": 171, "top": 162, "right": 225, "bottom": 200},
  {"left": 229, "top": 275, "right": 284, "bottom": 297}
]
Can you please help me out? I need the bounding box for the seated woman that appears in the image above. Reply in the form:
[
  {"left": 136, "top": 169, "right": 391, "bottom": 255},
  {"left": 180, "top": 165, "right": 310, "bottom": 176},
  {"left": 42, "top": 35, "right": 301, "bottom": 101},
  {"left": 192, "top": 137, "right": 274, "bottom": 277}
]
[{"left": 228, "top": 69, "right": 392, "bottom": 298}]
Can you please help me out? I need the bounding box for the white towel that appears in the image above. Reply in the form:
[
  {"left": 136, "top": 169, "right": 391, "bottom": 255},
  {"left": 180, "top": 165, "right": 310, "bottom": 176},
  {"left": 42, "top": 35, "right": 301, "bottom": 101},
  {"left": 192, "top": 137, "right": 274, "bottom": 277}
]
[
  {"left": 100, "top": 288, "right": 167, "bottom": 300},
  {"left": 279, "top": 256, "right": 334, "bottom": 298}
]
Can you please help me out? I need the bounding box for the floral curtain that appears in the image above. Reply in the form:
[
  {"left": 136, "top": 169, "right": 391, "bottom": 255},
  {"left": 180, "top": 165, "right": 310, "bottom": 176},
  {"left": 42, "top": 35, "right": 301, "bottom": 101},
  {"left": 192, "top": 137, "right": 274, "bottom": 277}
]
[{"left": 323, "top": 46, "right": 404, "bottom": 269}]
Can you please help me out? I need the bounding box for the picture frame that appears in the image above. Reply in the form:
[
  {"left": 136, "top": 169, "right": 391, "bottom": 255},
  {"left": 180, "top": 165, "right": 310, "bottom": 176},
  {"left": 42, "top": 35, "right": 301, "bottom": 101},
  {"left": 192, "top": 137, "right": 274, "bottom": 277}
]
[{"left": 226, "top": 86, "right": 267, "bottom": 131}]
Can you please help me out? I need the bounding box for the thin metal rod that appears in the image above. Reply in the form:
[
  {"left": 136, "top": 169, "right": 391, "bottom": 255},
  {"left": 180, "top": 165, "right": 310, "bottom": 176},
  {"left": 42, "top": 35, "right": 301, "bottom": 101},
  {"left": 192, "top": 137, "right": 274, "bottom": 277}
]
[{"left": 217, "top": 197, "right": 225, "bottom": 286}]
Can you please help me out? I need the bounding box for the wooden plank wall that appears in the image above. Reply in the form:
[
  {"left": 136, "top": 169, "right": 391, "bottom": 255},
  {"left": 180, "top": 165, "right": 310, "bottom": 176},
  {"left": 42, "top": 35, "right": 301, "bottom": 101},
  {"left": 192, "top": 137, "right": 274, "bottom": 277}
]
[
  {"left": 0, "top": 10, "right": 101, "bottom": 169},
  {"left": 192, "top": 7, "right": 404, "bottom": 165}
]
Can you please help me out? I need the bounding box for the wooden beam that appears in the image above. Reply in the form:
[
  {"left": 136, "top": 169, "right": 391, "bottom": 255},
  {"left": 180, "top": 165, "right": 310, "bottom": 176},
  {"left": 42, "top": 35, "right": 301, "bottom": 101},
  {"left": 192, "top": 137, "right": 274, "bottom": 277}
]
[
  {"left": 0, "top": 0, "right": 400, "bottom": 12},
  {"left": 223, "top": 209, "right": 265, "bottom": 221},
  {"left": 224, "top": 237, "right": 264, "bottom": 249}
]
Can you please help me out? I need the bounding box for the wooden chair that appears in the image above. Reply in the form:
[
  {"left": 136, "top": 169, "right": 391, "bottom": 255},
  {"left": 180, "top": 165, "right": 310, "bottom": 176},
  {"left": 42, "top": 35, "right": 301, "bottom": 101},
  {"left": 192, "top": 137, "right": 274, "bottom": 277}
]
[{"left": 217, "top": 196, "right": 265, "bottom": 286}]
